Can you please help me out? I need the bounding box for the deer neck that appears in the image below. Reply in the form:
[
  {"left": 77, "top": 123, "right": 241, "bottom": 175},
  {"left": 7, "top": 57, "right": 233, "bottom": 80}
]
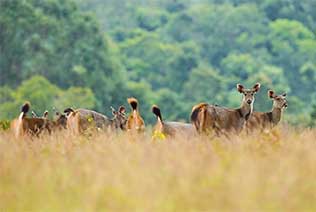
[
  {"left": 270, "top": 107, "right": 282, "bottom": 125},
  {"left": 239, "top": 102, "right": 253, "bottom": 120}
]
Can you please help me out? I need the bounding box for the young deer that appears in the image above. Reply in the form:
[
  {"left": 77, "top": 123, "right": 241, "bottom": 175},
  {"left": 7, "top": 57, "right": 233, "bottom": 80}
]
[
  {"left": 191, "top": 83, "right": 261, "bottom": 135},
  {"left": 247, "top": 90, "right": 287, "bottom": 130},
  {"left": 64, "top": 106, "right": 127, "bottom": 134},
  {"left": 12, "top": 102, "right": 51, "bottom": 137},
  {"left": 152, "top": 105, "right": 196, "bottom": 139},
  {"left": 126, "top": 98, "right": 145, "bottom": 132}
]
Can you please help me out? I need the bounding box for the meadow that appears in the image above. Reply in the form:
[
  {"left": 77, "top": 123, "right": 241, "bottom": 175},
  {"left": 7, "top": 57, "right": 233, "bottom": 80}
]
[{"left": 1, "top": 126, "right": 316, "bottom": 211}]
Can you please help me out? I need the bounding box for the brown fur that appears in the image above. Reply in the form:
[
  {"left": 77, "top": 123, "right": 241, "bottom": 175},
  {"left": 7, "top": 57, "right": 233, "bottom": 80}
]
[
  {"left": 152, "top": 105, "right": 196, "bottom": 138},
  {"left": 127, "top": 98, "right": 145, "bottom": 132},
  {"left": 191, "top": 83, "right": 261, "bottom": 135},
  {"left": 66, "top": 107, "right": 127, "bottom": 134},
  {"left": 13, "top": 102, "right": 51, "bottom": 137},
  {"left": 247, "top": 90, "right": 287, "bottom": 131}
]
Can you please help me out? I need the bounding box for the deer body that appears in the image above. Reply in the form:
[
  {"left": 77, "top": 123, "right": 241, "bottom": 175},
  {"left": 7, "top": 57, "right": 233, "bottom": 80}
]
[
  {"left": 65, "top": 107, "right": 126, "bottom": 134},
  {"left": 247, "top": 90, "right": 287, "bottom": 131},
  {"left": 127, "top": 98, "right": 145, "bottom": 132},
  {"left": 152, "top": 105, "right": 196, "bottom": 138},
  {"left": 191, "top": 83, "right": 260, "bottom": 135},
  {"left": 12, "top": 102, "right": 51, "bottom": 137}
]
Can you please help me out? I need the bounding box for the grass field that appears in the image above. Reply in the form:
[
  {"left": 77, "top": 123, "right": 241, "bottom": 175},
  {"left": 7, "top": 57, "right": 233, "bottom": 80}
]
[{"left": 0, "top": 127, "right": 316, "bottom": 211}]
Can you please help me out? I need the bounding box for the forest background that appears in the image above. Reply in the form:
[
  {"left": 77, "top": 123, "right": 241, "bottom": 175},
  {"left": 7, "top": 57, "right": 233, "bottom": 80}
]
[{"left": 1, "top": 0, "right": 316, "bottom": 126}]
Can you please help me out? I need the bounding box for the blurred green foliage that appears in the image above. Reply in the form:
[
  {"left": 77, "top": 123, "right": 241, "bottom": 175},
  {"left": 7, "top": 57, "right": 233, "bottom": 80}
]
[{"left": 1, "top": 0, "right": 316, "bottom": 125}]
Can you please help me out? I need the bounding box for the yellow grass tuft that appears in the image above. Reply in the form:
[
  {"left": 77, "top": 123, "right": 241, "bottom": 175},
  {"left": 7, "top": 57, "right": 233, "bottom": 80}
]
[{"left": 0, "top": 126, "right": 316, "bottom": 211}]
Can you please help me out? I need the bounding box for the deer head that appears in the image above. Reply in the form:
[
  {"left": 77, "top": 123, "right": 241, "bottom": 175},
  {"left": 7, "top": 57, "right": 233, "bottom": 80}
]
[
  {"left": 237, "top": 83, "right": 261, "bottom": 106},
  {"left": 111, "top": 106, "right": 127, "bottom": 130},
  {"left": 268, "top": 90, "right": 288, "bottom": 110}
]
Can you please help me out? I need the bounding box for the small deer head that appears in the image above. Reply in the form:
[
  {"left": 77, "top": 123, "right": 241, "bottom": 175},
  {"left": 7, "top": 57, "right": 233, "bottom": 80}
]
[
  {"left": 111, "top": 106, "right": 127, "bottom": 130},
  {"left": 54, "top": 111, "right": 68, "bottom": 129},
  {"left": 268, "top": 90, "right": 288, "bottom": 109},
  {"left": 237, "top": 83, "right": 261, "bottom": 106}
]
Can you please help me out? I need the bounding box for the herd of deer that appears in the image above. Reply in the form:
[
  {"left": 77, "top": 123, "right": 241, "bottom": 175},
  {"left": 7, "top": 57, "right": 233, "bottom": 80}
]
[{"left": 10, "top": 83, "right": 288, "bottom": 139}]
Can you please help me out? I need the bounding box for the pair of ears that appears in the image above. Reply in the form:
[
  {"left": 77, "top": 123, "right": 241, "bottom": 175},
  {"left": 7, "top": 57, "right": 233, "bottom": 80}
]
[
  {"left": 111, "top": 106, "right": 126, "bottom": 115},
  {"left": 32, "top": 110, "right": 49, "bottom": 118},
  {"left": 237, "top": 83, "right": 261, "bottom": 93},
  {"left": 268, "top": 90, "right": 287, "bottom": 99}
]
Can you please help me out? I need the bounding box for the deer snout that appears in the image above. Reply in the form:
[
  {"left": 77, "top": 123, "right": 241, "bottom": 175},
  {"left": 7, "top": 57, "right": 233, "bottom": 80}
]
[{"left": 247, "top": 99, "right": 252, "bottom": 105}]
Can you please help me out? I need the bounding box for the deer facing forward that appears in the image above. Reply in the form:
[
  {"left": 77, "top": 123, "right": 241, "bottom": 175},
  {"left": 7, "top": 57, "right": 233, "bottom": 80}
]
[
  {"left": 191, "top": 83, "right": 261, "bottom": 135},
  {"left": 247, "top": 90, "right": 287, "bottom": 131}
]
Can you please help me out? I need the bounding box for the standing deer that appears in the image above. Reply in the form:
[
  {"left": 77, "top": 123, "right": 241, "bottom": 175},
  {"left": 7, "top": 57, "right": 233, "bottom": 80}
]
[
  {"left": 12, "top": 102, "right": 51, "bottom": 137},
  {"left": 126, "top": 98, "right": 145, "bottom": 132},
  {"left": 64, "top": 106, "right": 127, "bottom": 134},
  {"left": 247, "top": 90, "right": 287, "bottom": 131},
  {"left": 152, "top": 105, "right": 196, "bottom": 139},
  {"left": 191, "top": 83, "right": 261, "bottom": 135}
]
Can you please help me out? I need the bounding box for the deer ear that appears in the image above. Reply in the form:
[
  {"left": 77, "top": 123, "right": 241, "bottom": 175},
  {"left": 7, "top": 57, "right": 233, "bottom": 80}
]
[
  {"left": 119, "top": 106, "right": 126, "bottom": 114},
  {"left": 43, "top": 111, "right": 49, "bottom": 118},
  {"left": 268, "top": 90, "right": 275, "bottom": 98},
  {"left": 237, "top": 84, "right": 244, "bottom": 93},
  {"left": 252, "top": 83, "right": 261, "bottom": 92},
  {"left": 110, "top": 106, "right": 117, "bottom": 115}
]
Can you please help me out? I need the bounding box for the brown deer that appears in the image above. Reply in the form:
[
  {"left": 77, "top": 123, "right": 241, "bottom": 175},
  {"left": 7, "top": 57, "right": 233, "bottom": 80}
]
[
  {"left": 152, "top": 105, "right": 196, "bottom": 138},
  {"left": 64, "top": 106, "right": 127, "bottom": 134},
  {"left": 191, "top": 83, "right": 261, "bottom": 135},
  {"left": 247, "top": 90, "right": 287, "bottom": 131},
  {"left": 49, "top": 111, "right": 68, "bottom": 130},
  {"left": 12, "top": 102, "right": 52, "bottom": 137},
  {"left": 126, "top": 98, "right": 145, "bottom": 132}
]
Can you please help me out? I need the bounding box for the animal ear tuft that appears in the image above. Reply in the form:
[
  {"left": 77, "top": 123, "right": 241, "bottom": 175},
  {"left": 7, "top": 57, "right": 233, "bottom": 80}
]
[
  {"left": 237, "top": 84, "right": 244, "bottom": 93},
  {"left": 268, "top": 90, "right": 275, "bottom": 99},
  {"left": 253, "top": 83, "right": 261, "bottom": 92}
]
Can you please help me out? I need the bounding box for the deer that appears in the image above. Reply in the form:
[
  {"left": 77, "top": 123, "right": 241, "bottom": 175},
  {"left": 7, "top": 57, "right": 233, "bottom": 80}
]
[
  {"left": 126, "top": 98, "right": 145, "bottom": 132},
  {"left": 152, "top": 105, "right": 196, "bottom": 139},
  {"left": 190, "top": 83, "right": 261, "bottom": 135},
  {"left": 64, "top": 106, "right": 127, "bottom": 134},
  {"left": 246, "top": 90, "right": 287, "bottom": 131},
  {"left": 12, "top": 102, "right": 52, "bottom": 137}
]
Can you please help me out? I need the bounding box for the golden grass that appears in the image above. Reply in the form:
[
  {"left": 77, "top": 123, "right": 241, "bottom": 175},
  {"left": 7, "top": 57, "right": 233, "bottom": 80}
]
[{"left": 1, "top": 127, "right": 316, "bottom": 211}]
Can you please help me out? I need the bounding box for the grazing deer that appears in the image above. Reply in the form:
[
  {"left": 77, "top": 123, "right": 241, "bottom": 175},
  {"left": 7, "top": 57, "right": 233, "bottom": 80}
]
[
  {"left": 152, "top": 105, "right": 196, "bottom": 139},
  {"left": 12, "top": 102, "right": 51, "bottom": 137},
  {"left": 191, "top": 83, "right": 261, "bottom": 135},
  {"left": 247, "top": 90, "right": 287, "bottom": 131},
  {"left": 126, "top": 98, "right": 145, "bottom": 132},
  {"left": 64, "top": 106, "right": 127, "bottom": 134}
]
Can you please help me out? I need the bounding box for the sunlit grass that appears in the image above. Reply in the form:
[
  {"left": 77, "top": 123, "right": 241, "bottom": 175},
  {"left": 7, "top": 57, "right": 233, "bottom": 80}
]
[{"left": 0, "top": 126, "right": 316, "bottom": 211}]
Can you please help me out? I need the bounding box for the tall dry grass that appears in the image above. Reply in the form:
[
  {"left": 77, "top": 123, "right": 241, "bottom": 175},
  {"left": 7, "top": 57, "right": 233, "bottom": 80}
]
[{"left": 0, "top": 127, "right": 316, "bottom": 211}]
